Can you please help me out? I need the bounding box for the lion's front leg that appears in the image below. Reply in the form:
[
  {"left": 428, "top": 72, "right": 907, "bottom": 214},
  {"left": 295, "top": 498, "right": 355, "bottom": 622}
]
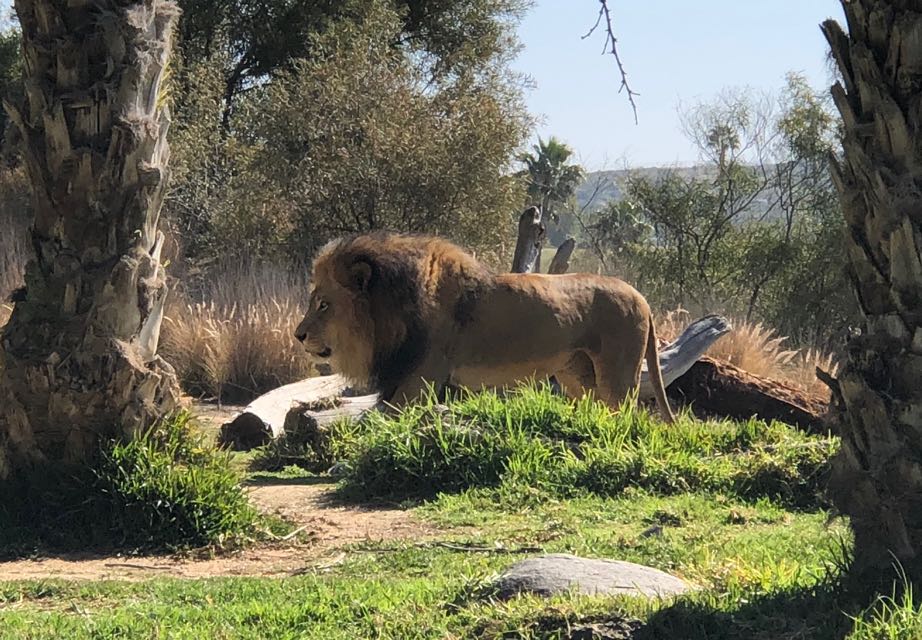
[{"left": 381, "top": 353, "right": 451, "bottom": 412}]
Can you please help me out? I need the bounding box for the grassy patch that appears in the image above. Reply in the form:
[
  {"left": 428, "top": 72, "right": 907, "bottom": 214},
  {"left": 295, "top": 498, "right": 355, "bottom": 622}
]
[
  {"left": 250, "top": 417, "right": 368, "bottom": 473},
  {"left": 335, "top": 386, "right": 835, "bottom": 509},
  {"left": 0, "top": 488, "right": 874, "bottom": 639},
  {"left": 4, "top": 388, "right": 895, "bottom": 639},
  {"left": 0, "top": 413, "right": 263, "bottom": 555}
]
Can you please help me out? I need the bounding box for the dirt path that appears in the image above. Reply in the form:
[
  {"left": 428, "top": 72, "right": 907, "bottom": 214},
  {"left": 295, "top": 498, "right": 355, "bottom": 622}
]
[{"left": 0, "top": 482, "right": 436, "bottom": 582}]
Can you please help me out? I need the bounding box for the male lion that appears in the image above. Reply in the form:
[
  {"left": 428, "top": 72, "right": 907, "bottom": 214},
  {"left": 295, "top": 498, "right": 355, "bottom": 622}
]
[{"left": 295, "top": 232, "right": 675, "bottom": 423}]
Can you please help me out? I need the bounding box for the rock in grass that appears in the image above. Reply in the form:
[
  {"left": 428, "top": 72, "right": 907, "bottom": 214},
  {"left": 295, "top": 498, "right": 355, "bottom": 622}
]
[{"left": 492, "top": 554, "right": 694, "bottom": 599}]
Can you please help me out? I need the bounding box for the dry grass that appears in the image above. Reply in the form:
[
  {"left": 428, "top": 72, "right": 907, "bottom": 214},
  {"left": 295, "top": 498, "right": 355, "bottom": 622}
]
[
  {"left": 161, "top": 262, "right": 314, "bottom": 404},
  {"left": 657, "top": 307, "right": 839, "bottom": 398}
]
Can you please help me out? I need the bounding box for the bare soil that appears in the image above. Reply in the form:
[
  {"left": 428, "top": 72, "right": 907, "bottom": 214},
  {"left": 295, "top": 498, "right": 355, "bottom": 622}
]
[
  {"left": 0, "top": 402, "right": 436, "bottom": 582},
  {"left": 0, "top": 482, "right": 435, "bottom": 581}
]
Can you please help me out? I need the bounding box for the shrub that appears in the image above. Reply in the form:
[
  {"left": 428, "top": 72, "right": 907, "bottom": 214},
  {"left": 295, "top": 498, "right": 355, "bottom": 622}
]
[
  {"left": 93, "top": 412, "right": 259, "bottom": 548},
  {"left": 0, "top": 412, "right": 259, "bottom": 554}
]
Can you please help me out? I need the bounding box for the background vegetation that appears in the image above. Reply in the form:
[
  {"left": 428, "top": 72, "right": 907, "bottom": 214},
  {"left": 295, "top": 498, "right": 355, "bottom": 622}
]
[{"left": 0, "top": 0, "right": 852, "bottom": 402}]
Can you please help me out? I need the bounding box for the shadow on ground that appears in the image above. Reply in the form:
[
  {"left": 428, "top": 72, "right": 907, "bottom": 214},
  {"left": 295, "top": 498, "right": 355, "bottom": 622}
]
[{"left": 532, "top": 580, "right": 871, "bottom": 640}]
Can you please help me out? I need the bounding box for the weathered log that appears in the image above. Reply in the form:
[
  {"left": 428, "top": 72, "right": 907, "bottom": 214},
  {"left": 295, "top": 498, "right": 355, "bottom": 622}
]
[
  {"left": 218, "top": 315, "right": 732, "bottom": 449},
  {"left": 511, "top": 206, "right": 546, "bottom": 273},
  {"left": 547, "top": 238, "right": 576, "bottom": 274},
  {"left": 218, "top": 375, "right": 355, "bottom": 449},
  {"left": 640, "top": 315, "right": 730, "bottom": 400},
  {"left": 667, "top": 356, "right": 830, "bottom": 434}
]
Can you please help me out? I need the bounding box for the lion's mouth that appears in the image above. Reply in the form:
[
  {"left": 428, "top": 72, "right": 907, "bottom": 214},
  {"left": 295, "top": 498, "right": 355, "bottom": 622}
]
[{"left": 314, "top": 347, "right": 332, "bottom": 359}]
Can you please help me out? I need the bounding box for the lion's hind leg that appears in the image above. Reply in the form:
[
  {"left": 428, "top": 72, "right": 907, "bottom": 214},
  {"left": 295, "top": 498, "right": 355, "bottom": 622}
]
[
  {"left": 590, "top": 337, "right": 646, "bottom": 412},
  {"left": 553, "top": 351, "right": 597, "bottom": 401}
]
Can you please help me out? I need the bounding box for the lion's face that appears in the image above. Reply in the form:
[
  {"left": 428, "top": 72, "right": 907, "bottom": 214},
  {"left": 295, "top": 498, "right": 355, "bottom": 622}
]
[{"left": 294, "top": 258, "right": 375, "bottom": 383}]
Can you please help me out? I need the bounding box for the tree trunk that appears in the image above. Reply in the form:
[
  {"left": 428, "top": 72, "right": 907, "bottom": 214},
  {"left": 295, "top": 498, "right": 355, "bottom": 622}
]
[
  {"left": 511, "top": 206, "right": 546, "bottom": 274},
  {"left": 822, "top": 4, "right": 922, "bottom": 576},
  {"left": 547, "top": 238, "right": 576, "bottom": 275},
  {"left": 0, "top": 0, "right": 181, "bottom": 478}
]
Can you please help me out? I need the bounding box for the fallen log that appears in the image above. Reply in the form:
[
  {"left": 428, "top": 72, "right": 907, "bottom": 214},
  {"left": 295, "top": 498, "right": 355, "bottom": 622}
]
[
  {"left": 218, "top": 315, "right": 732, "bottom": 449},
  {"left": 640, "top": 315, "right": 730, "bottom": 400},
  {"left": 666, "top": 356, "right": 831, "bottom": 434},
  {"left": 218, "top": 375, "right": 358, "bottom": 449}
]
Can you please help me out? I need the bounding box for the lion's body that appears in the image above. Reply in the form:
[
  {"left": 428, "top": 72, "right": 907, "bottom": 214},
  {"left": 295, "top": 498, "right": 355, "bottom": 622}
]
[{"left": 295, "top": 232, "right": 674, "bottom": 422}]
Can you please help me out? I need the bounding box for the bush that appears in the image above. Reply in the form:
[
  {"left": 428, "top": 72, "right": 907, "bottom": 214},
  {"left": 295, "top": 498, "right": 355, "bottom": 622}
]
[
  {"left": 93, "top": 413, "right": 259, "bottom": 548},
  {"left": 333, "top": 385, "right": 837, "bottom": 508},
  {"left": 0, "top": 413, "right": 259, "bottom": 554}
]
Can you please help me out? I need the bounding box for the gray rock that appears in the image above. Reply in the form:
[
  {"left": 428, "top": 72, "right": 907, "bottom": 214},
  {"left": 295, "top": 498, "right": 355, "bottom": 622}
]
[{"left": 492, "top": 553, "right": 694, "bottom": 599}]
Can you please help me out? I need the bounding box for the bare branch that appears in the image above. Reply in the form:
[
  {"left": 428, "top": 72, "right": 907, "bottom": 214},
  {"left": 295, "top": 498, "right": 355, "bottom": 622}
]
[{"left": 583, "top": 1, "right": 639, "bottom": 124}]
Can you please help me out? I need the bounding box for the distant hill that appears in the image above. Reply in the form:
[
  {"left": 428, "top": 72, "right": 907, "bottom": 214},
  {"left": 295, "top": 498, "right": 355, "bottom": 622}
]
[
  {"left": 575, "top": 166, "right": 715, "bottom": 211},
  {"left": 574, "top": 166, "right": 779, "bottom": 220}
]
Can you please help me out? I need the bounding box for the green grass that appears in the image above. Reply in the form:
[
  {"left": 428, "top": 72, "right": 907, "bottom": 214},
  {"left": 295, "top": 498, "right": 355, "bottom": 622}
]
[
  {"left": 0, "top": 486, "right": 882, "bottom": 639},
  {"left": 2, "top": 387, "right": 919, "bottom": 638},
  {"left": 0, "top": 412, "right": 264, "bottom": 554},
  {"left": 335, "top": 386, "right": 834, "bottom": 509},
  {"left": 0, "top": 487, "right": 856, "bottom": 639}
]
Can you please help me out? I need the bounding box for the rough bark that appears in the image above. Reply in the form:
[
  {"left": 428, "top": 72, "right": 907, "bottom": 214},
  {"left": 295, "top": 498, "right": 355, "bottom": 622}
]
[
  {"left": 822, "top": 3, "right": 922, "bottom": 575},
  {"left": 0, "top": 0, "right": 181, "bottom": 477}
]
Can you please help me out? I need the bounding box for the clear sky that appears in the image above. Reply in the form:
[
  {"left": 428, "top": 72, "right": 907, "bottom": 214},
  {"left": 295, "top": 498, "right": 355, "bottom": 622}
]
[{"left": 512, "top": 1, "right": 846, "bottom": 169}]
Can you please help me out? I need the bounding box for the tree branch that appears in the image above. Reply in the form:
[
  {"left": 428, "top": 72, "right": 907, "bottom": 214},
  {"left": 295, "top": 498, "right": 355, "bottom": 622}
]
[{"left": 583, "top": 1, "right": 639, "bottom": 124}]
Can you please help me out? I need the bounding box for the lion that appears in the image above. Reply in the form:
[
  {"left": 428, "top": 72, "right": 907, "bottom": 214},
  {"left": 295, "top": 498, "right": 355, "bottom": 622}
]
[{"left": 294, "top": 232, "right": 675, "bottom": 423}]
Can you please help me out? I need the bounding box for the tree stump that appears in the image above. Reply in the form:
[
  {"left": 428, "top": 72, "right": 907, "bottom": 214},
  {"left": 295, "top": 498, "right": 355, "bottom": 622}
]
[
  {"left": 547, "top": 238, "right": 576, "bottom": 274},
  {"left": 511, "top": 206, "right": 546, "bottom": 274}
]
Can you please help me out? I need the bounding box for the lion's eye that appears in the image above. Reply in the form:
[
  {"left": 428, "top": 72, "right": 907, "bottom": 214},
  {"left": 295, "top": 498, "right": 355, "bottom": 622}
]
[{"left": 318, "top": 301, "right": 329, "bottom": 312}]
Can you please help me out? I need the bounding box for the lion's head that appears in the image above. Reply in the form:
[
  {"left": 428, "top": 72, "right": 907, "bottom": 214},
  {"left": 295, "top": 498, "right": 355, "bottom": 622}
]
[{"left": 294, "top": 233, "right": 436, "bottom": 391}]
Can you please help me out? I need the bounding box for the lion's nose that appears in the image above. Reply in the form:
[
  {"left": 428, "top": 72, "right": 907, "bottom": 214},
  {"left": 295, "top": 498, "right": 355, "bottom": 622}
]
[{"left": 295, "top": 331, "right": 306, "bottom": 343}]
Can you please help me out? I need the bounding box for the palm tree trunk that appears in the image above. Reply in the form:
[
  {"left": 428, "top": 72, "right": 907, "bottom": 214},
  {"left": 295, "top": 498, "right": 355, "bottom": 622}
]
[
  {"left": 822, "top": 3, "right": 922, "bottom": 576},
  {"left": 0, "top": 0, "right": 181, "bottom": 477}
]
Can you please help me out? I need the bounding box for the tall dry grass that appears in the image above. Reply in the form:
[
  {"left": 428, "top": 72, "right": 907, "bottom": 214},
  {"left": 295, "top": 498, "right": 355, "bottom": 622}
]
[
  {"left": 161, "top": 262, "right": 313, "bottom": 404},
  {"left": 656, "top": 307, "right": 839, "bottom": 398}
]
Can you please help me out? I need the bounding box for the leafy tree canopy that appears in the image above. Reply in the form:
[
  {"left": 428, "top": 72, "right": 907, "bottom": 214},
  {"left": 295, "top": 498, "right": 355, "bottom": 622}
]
[{"left": 177, "top": 0, "right": 531, "bottom": 125}]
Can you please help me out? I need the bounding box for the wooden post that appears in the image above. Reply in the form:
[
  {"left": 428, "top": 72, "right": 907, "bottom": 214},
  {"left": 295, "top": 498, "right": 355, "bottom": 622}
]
[
  {"left": 547, "top": 238, "right": 576, "bottom": 274},
  {"left": 511, "top": 206, "right": 546, "bottom": 273}
]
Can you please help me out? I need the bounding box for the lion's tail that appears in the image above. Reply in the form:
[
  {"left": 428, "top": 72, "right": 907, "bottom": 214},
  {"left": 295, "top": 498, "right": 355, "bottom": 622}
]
[{"left": 645, "top": 316, "right": 676, "bottom": 424}]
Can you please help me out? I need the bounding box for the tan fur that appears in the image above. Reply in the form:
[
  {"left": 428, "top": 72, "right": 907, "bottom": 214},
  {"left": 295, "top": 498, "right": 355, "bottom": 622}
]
[{"left": 295, "top": 232, "right": 675, "bottom": 422}]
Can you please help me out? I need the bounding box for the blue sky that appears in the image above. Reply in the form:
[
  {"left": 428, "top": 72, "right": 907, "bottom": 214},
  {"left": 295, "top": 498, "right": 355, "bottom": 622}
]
[{"left": 512, "top": 1, "right": 846, "bottom": 169}]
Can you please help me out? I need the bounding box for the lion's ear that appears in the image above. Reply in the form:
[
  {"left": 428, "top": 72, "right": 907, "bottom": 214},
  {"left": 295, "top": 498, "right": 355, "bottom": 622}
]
[{"left": 348, "top": 260, "right": 373, "bottom": 293}]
